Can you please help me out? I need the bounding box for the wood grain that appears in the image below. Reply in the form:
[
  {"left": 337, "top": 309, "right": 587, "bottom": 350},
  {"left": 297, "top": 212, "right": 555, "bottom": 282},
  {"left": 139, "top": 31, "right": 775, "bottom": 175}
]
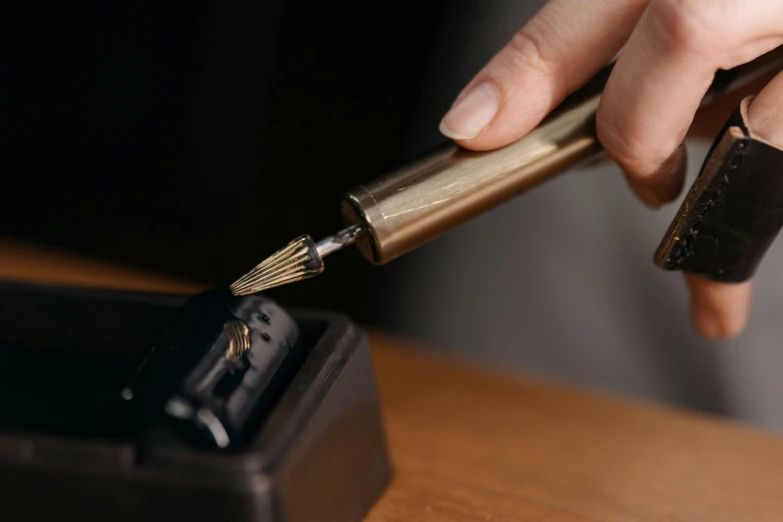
[
  {"left": 2, "top": 236, "right": 782, "bottom": 520},
  {"left": 368, "top": 334, "right": 783, "bottom": 521},
  {"left": 0, "top": 236, "right": 204, "bottom": 294}
]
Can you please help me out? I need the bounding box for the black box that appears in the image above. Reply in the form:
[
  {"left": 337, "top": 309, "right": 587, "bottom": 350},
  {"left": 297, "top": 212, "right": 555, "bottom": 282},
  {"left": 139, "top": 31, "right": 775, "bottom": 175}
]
[{"left": 0, "top": 282, "right": 391, "bottom": 522}]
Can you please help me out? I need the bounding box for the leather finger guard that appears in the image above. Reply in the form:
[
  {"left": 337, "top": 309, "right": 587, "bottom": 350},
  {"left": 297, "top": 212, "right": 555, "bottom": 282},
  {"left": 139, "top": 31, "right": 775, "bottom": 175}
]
[{"left": 654, "top": 96, "right": 783, "bottom": 283}]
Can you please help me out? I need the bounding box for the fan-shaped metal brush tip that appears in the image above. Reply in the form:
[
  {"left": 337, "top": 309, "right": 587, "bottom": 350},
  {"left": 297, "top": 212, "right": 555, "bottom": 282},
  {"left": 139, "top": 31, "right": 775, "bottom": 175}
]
[{"left": 230, "top": 235, "right": 325, "bottom": 296}]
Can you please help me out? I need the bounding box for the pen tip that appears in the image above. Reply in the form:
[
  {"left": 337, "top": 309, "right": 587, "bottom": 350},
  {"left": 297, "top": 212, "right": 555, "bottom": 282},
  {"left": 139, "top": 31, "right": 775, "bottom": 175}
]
[{"left": 230, "top": 235, "right": 325, "bottom": 296}]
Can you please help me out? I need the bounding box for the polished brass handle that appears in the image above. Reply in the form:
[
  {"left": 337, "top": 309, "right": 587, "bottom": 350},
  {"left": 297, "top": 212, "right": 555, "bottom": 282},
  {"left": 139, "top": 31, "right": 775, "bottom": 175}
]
[
  {"left": 231, "top": 47, "right": 783, "bottom": 296},
  {"left": 342, "top": 48, "right": 783, "bottom": 265}
]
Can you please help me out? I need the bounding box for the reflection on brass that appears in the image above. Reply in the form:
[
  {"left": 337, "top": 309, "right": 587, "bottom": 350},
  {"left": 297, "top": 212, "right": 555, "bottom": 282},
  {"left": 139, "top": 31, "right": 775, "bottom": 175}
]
[
  {"left": 224, "top": 319, "right": 251, "bottom": 361},
  {"left": 342, "top": 94, "right": 603, "bottom": 265}
]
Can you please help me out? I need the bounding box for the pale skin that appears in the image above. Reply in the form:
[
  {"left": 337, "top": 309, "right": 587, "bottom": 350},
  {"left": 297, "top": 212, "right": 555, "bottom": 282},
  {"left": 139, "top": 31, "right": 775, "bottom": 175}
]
[{"left": 439, "top": 0, "right": 783, "bottom": 339}]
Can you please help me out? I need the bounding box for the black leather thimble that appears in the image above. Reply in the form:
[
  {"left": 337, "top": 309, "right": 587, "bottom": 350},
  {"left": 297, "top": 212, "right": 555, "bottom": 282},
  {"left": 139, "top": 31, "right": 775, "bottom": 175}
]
[{"left": 655, "top": 96, "right": 783, "bottom": 282}]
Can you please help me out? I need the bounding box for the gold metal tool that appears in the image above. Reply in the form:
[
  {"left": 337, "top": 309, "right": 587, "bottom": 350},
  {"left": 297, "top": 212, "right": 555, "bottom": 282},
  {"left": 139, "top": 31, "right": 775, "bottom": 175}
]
[{"left": 231, "top": 48, "right": 783, "bottom": 296}]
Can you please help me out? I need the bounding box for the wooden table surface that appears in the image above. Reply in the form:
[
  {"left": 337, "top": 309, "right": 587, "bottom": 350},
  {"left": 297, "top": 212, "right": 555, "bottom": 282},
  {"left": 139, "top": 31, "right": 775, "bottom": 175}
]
[{"left": 2, "top": 237, "right": 783, "bottom": 521}]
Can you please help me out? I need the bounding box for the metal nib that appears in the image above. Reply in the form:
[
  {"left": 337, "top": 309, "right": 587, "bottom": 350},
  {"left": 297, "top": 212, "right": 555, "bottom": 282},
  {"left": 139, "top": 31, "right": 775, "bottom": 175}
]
[{"left": 230, "top": 224, "right": 362, "bottom": 296}]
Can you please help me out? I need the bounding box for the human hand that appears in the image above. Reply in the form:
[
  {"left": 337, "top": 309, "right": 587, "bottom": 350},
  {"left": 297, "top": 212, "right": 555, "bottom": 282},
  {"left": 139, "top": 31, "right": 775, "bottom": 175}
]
[{"left": 438, "top": 0, "right": 783, "bottom": 339}]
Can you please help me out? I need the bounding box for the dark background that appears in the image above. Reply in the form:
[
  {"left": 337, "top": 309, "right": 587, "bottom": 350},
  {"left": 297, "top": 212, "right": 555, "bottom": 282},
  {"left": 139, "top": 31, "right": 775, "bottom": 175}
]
[{"left": 0, "top": 0, "right": 455, "bottom": 326}]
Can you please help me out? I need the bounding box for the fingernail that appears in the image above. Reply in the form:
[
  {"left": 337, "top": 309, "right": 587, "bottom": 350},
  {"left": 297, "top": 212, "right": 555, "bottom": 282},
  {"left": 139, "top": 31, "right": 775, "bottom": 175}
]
[{"left": 439, "top": 82, "right": 500, "bottom": 140}]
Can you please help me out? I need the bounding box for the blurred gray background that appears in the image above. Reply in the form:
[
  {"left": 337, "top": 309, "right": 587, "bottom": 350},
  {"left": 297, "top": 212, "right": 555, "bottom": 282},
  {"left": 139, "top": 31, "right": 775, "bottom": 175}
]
[{"left": 378, "top": 0, "right": 783, "bottom": 434}]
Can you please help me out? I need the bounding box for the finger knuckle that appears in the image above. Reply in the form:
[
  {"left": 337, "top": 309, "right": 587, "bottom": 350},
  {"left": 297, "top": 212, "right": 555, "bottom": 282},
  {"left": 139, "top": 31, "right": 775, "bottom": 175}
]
[
  {"left": 649, "top": 0, "right": 723, "bottom": 54},
  {"left": 596, "top": 109, "right": 652, "bottom": 176},
  {"left": 505, "top": 24, "right": 560, "bottom": 78}
]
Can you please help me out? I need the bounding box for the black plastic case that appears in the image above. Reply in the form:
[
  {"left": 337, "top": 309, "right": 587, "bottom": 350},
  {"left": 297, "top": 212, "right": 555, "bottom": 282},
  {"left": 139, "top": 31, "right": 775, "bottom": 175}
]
[{"left": 0, "top": 282, "right": 391, "bottom": 522}]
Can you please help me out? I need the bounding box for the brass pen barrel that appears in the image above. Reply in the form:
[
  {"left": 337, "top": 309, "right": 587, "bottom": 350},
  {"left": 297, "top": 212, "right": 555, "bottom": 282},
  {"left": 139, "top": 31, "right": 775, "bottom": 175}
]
[{"left": 341, "top": 47, "right": 783, "bottom": 266}]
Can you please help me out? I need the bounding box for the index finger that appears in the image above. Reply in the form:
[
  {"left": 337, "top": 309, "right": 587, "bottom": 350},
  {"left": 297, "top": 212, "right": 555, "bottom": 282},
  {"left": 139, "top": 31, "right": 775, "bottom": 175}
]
[{"left": 439, "top": 0, "right": 649, "bottom": 151}]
